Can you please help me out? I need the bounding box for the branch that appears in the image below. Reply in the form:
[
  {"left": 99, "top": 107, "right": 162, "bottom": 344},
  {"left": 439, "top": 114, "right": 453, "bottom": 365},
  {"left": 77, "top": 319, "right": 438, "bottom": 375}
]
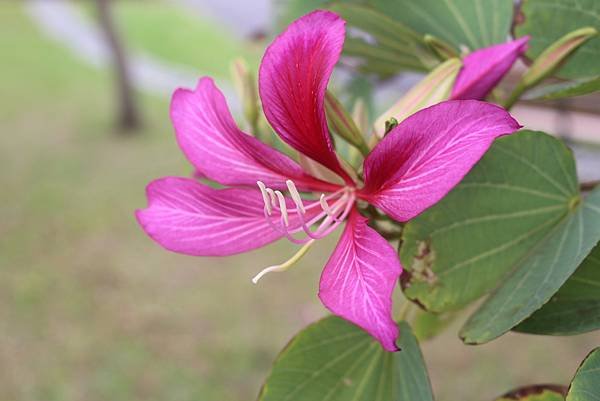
[{"left": 581, "top": 180, "right": 600, "bottom": 191}]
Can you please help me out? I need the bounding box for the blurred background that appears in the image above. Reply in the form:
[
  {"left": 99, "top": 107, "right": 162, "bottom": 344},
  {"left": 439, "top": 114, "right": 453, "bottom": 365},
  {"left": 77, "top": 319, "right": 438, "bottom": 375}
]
[{"left": 2, "top": 1, "right": 599, "bottom": 400}]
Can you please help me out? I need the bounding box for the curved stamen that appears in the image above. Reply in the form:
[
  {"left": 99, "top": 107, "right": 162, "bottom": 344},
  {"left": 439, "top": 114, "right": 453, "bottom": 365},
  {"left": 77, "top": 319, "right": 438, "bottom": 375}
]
[
  {"left": 319, "top": 193, "right": 345, "bottom": 223},
  {"left": 257, "top": 181, "right": 272, "bottom": 215},
  {"left": 298, "top": 192, "right": 350, "bottom": 239},
  {"left": 286, "top": 180, "right": 306, "bottom": 214},
  {"left": 311, "top": 193, "right": 355, "bottom": 238},
  {"left": 262, "top": 206, "right": 310, "bottom": 244},
  {"left": 256, "top": 181, "right": 355, "bottom": 244},
  {"left": 266, "top": 188, "right": 277, "bottom": 207},
  {"left": 274, "top": 190, "right": 289, "bottom": 227}
]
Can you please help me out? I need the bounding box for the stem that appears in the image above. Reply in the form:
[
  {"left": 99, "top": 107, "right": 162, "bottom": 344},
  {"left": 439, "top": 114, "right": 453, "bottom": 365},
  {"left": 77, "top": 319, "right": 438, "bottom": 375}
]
[
  {"left": 581, "top": 180, "right": 600, "bottom": 191},
  {"left": 502, "top": 83, "right": 526, "bottom": 110},
  {"left": 397, "top": 301, "right": 413, "bottom": 322},
  {"left": 380, "top": 230, "right": 404, "bottom": 240}
]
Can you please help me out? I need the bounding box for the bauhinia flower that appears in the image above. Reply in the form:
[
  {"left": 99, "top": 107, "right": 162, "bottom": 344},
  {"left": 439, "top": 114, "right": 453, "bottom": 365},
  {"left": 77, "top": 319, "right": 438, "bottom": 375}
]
[
  {"left": 136, "top": 10, "right": 520, "bottom": 351},
  {"left": 451, "top": 36, "right": 530, "bottom": 100}
]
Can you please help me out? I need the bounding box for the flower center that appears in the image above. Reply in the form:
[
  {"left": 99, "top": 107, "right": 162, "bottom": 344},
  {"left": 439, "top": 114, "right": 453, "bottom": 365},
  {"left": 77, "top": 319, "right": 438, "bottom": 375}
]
[
  {"left": 251, "top": 179, "right": 355, "bottom": 283},
  {"left": 257, "top": 180, "right": 355, "bottom": 245}
]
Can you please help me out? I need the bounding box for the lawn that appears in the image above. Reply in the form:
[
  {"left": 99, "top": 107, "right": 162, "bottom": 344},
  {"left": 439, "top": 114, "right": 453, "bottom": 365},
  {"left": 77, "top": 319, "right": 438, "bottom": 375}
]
[{"left": 1, "top": 3, "right": 598, "bottom": 401}]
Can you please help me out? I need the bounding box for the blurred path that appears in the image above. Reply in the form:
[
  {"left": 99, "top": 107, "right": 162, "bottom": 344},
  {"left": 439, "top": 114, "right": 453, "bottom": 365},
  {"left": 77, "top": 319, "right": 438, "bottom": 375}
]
[
  {"left": 25, "top": 0, "right": 236, "bottom": 103},
  {"left": 175, "top": 0, "right": 271, "bottom": 38}
]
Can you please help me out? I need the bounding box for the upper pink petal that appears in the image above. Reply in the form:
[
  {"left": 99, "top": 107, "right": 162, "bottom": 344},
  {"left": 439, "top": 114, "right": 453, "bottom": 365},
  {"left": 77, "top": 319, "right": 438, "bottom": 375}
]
[
  {"left": 360, "top": 100, "right": 520, "bottom": 222},
  {"left": 451, "top": 37, "right": 529, "bottom": 100},
  {"left": 259, "top": 10, "right": 352, "bottom": 184},
  {"left": 171, "top": 78, "right": 337, "bottom": 192},
  {"left": 318, "top": 208, "right": 402, "bottom": 352},
  {"left": 136, "top": 177, "right": 320, "bottom": 256}
]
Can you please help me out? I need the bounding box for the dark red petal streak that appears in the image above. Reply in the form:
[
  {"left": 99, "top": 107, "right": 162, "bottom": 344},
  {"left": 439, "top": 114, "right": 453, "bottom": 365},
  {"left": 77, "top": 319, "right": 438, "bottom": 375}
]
[{"left": 259, "top": 10, "right": 352, "bottom": 183}]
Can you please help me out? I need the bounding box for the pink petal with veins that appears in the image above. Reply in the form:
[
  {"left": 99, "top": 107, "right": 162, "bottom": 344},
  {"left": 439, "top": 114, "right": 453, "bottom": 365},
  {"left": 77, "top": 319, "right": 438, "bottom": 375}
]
[
  {"left": 136, "top": 177, "right": 321, "bottom": 256},
  {"left": 319, "top": 208, "right": 401, "bottom": 352},
  {"left": 171, "top": 78, "right": 337, "bottom": 192},
  {"left": 361, "top": 100, "right": 520, "bottom": 222}
]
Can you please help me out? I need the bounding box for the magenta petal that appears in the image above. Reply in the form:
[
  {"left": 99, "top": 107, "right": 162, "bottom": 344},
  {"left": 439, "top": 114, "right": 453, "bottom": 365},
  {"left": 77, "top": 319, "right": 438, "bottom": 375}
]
[
  {"left": 451, "top": 37, "right": 529, "bottom": 100},
  {"left": 319, "top": 208, "right": 401, "bottom": 352},
  {"left": 171, "top": 78, "right": 333, "bottom": 191},
  {"left": 136, "top": 177, "right": 319, "bottom": 256},
  {"left": 259, "top": 10, "right": 352, "bottom": 183},
  {"left": 361, "top": 100, "right": 520, "bottom": 222}
]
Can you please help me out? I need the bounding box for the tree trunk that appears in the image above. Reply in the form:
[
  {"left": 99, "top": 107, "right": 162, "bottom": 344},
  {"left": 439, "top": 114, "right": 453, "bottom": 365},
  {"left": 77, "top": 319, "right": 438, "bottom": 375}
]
[{"left": 95, "top": 0, "right": 141, "bottom": 132}]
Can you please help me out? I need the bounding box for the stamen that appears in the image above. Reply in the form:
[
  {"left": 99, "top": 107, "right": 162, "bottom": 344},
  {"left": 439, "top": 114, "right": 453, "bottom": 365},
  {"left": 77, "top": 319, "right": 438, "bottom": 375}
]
[
  {"left": 266, "top": 188, "right": 277, "bottom": 208},
  {"left": 257, "top": 181, "right": 355, "bottom": 245},
  {"left": 312, "top": 193, "right": 355, "bottom": 238},
  {"left": 256, "top": 181, "right": 272, "bottom": 214},
  {"left": 252, "top": 239, "right": 315, "bottom": 284},
  {"left": 286, "top": 180, "right": 305, "bottom": 214},
  {"left": 274, "top": 190, "right": 289, "bottom": 227},
  {"left": 319, "top": 193, "right": 339, "bottom": 219}
]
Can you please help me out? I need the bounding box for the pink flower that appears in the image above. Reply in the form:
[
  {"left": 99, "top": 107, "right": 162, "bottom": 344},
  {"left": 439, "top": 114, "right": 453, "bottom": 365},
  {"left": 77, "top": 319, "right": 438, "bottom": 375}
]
[
  {"left": 136, "top": 10, "right": 520, "bottom": 351},
  {"left": 452, "top": 36, "right": 530, "bottom": 100}
]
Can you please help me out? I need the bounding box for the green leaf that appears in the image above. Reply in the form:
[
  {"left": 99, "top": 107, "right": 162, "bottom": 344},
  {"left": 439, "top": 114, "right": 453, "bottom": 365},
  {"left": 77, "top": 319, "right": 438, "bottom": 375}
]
[
  {"left": 275, "top": 0, "right": 333, "bottom": 28},
  {"left": 370, "top": 0, "right": 513, "bottom": 51},
  {"left": 460, "top": 186, "right": 600, "bottom": 344},
  {"left": 524, "top": 76, "right": 600, "bottom": 100},
  {"left": 329, "top": 3, "right": 435, "bottom": 77},
  {"left": 400, "top": 131, "right": 578, "bottom": 312},
  {"left": 566, "top": 347, "right": 600, "bottom": 401},
  {"left": 515, "top": 0, "right": 600, "bottom": 79},
  {"left": 495, "top": 385, "right": 567, "bottom": 401},
  {"left": 515, "top": 243, "right": 600, "bottom": 336},
  {"left": 257, "top": 317, "right": 434, "bottom": 401}
]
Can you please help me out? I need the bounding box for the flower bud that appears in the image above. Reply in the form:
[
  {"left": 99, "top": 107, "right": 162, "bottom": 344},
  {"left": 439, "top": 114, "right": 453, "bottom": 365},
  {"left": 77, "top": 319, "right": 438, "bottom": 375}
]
[
  {"left": 352, "top": 98, "right": 369, "bottom": 134},
  {"left": 521, "top": 27, "right": 598, "bottom": 89},
  {"left": 230, "top": 58, "right": 259, "bottom": 131},
  {"left": 424, "top": 34, "right": 458, "bottom": 61},
  {"left": 374, "top": 58, "right": 462, "bottom": 137},
  {"left": 325, "top": 90, "right": 369, "bottom": 155}
]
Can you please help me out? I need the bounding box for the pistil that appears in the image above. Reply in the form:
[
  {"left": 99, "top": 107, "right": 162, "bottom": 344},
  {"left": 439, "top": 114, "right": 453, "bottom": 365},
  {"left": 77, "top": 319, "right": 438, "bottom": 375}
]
[{"left": 251, "top": 239, "right": 315, "bottom": 283}]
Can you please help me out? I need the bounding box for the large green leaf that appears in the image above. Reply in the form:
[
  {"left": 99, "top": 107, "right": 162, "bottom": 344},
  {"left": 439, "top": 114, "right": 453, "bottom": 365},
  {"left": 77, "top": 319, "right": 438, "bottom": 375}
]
[
  {"left": 460, "top": 187, "right": 600, "bottom": 344},
  {"left": 370, "top": 0, "right": 513, "bottom": 51},
  {"left": 515, "top": 243, "right": 600, "bottom": 336},
  {"left": 257, "top": 317, "right": 433, "bottom": 401},
  {"left": 329, "top": 3, "right": 434, "bottom": 76},
  {"left": 400, "top": 132, "right": 578, "bottom": 312},
  {"left": 566, "top": 347, "right": 600, "bottom": 401},
  {"left": 524, "top": 76, "right": 600, "bottom": 100},
  {"left": 516, "top": 0, "right": 600, "bottom": 79}
]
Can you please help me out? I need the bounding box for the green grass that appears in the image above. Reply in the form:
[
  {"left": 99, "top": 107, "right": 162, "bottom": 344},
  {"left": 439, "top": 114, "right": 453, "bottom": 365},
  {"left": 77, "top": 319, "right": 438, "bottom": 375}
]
[
  {"left": 79, "top": 0, "right": 262, "bottom": 77},
  {"left": 2, "top": 3, "right": 599, "bottom": 401}
]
